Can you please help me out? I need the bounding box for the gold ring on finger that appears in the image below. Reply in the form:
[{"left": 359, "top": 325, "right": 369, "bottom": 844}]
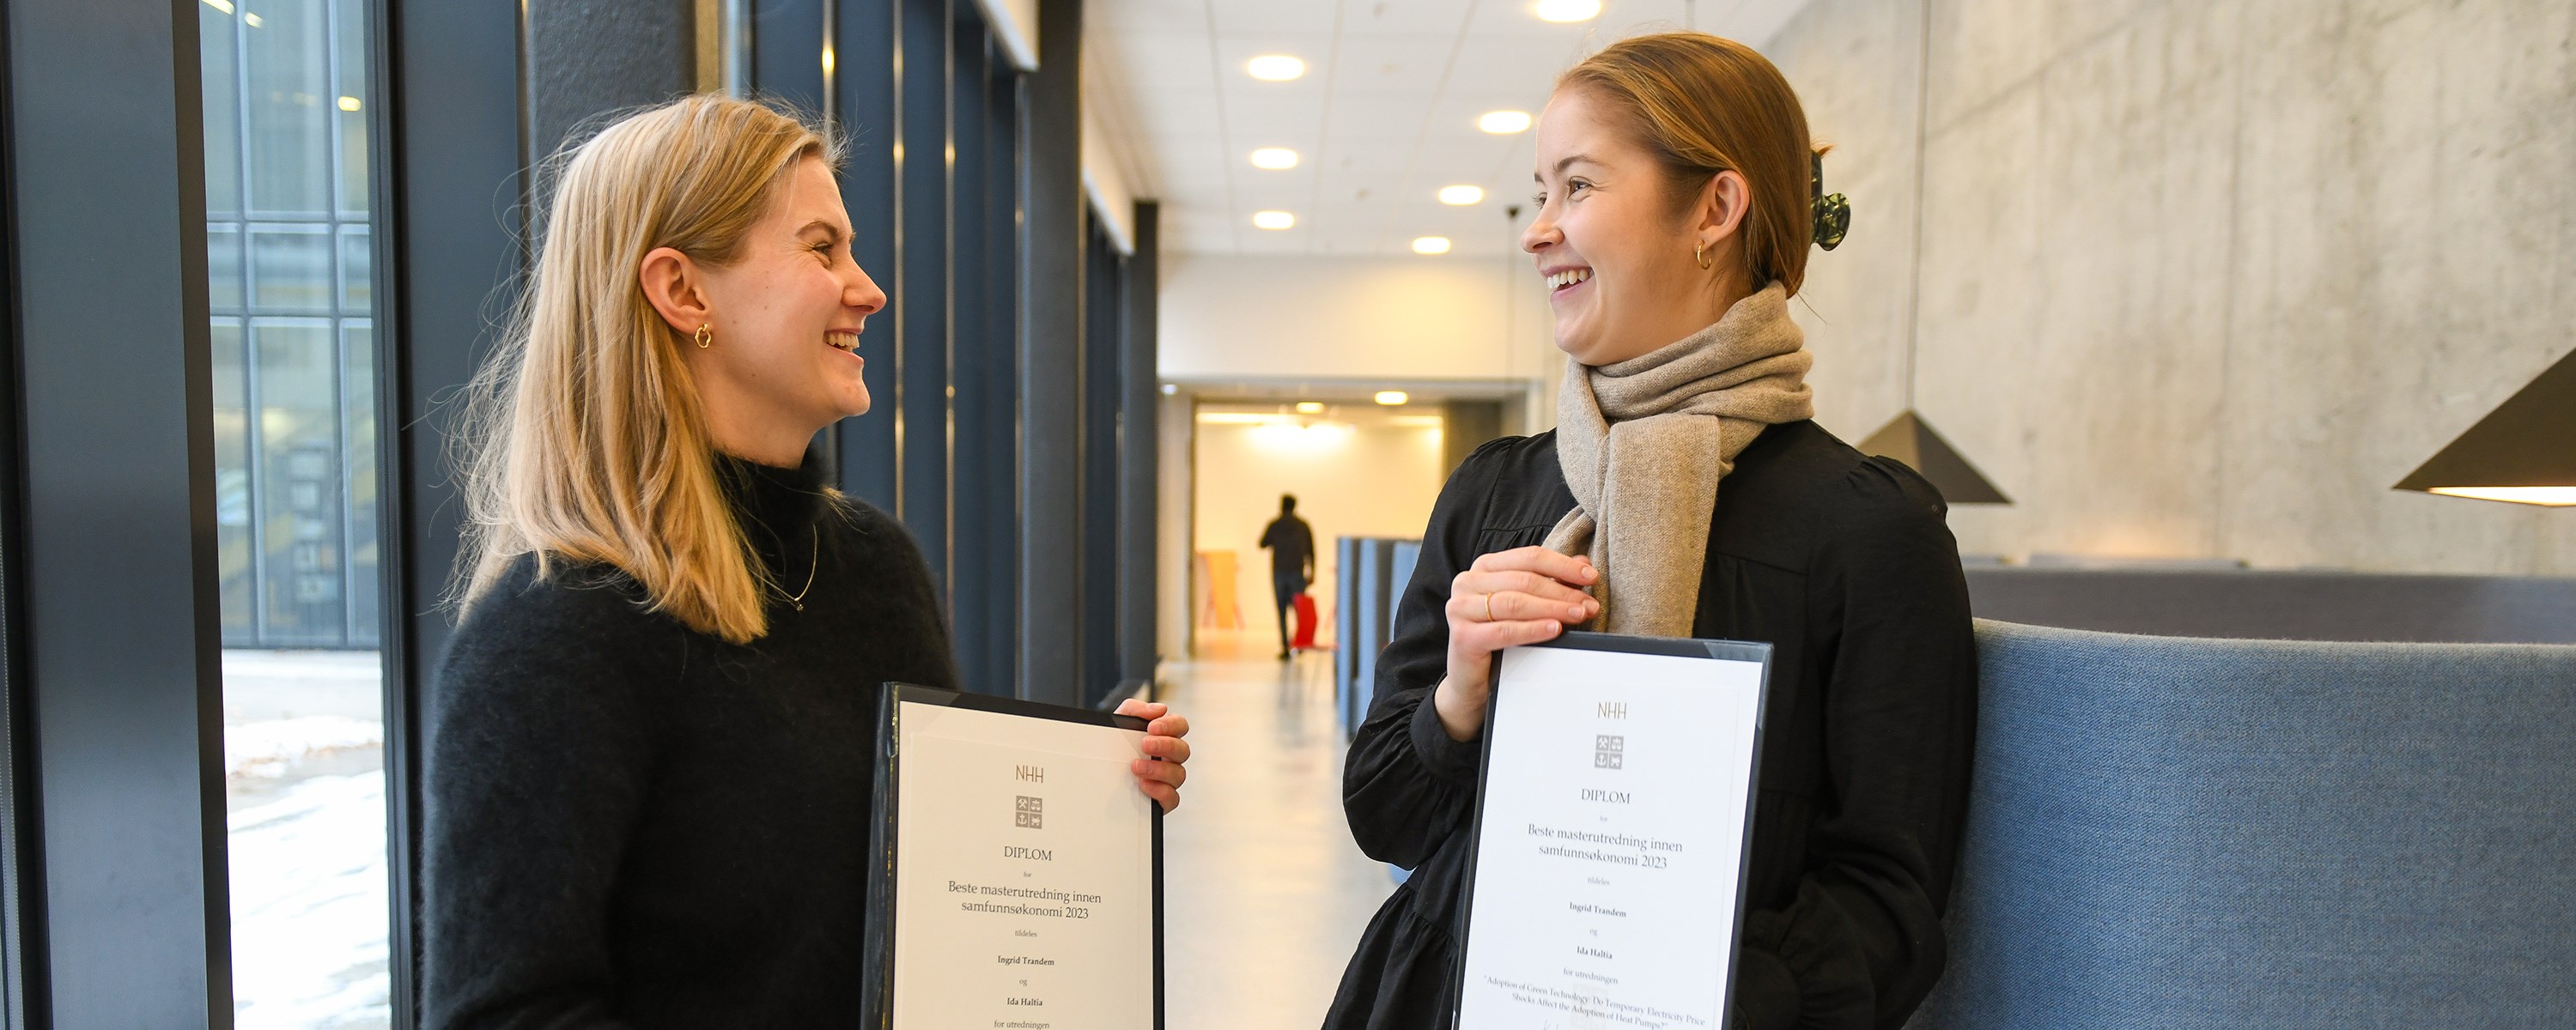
[{"left": 1485, "top": 592, "right": 1496, "bottom": 622}]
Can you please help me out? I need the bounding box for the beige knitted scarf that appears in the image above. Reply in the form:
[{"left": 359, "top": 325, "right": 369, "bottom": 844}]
[{"left": 1542, "top": 283, "right": 1815, "bottom": 637}]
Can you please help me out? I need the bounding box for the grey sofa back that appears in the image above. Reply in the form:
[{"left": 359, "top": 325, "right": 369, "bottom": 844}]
[
  {"left": 1964, "top": 568, "right": 2576, "bottom": 644},
  {"left": 1907, "top": 620, "right": 2576, "bottom": 1029}
]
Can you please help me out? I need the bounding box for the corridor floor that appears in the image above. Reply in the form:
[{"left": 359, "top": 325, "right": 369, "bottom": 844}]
[{"left": 1160, "top": 639, "right": 1396, "bottom": 1029}]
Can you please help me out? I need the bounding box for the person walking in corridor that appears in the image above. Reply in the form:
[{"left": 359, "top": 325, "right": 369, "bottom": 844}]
[{"left": 1259, "top": 494, "right": 1316, "bottom": 660}]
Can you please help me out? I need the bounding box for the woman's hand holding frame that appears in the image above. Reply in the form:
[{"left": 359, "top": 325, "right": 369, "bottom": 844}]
[{"left": 1431, "top": 547, "right": 1599, "bottom": 742}]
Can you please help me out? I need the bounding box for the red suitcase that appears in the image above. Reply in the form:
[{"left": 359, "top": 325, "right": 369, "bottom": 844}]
[{"left": 1292, "top": 592, "right": 1320, "bottom": 651}]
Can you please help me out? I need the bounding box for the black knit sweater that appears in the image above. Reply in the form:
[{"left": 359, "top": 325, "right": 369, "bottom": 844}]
[{"left": 421, "top": 454, "right": 960, "bottom": 1029}]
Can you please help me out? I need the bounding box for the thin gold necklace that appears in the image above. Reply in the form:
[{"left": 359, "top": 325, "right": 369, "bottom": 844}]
[{"left": 781, "top": 528, "right": 819, "bottom": 611}]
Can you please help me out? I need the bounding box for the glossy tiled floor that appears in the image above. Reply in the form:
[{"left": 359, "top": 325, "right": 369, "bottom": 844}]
[{"left": 1161, "top": 633, "right": 1395, "bottom": 1029}]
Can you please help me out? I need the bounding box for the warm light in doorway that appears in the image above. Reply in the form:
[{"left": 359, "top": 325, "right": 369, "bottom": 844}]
[{"left": 1375, "top": 391, "right": 1410, "bottom": 406}]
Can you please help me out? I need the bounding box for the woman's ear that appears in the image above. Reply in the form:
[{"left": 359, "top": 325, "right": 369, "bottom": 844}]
[
  {"left": 638, "top": 245, "right": 712, "bottom": 335},
  {"left": 1696, "top": 169, "right": 1753, "bottom": 250}
]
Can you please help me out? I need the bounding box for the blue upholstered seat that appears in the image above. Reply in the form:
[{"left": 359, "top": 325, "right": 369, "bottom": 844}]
[{"left": 1908, "top": 620, "right": 2576, "bottom": 1029}]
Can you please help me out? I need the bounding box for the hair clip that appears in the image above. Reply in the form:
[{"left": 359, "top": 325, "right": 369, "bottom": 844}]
[{"left": 1812, "top": 151, "right": 1850, "bottom": 251}]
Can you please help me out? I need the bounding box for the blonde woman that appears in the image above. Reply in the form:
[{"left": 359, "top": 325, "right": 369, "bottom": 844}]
[
  {"left": 1329, "top": 33, "right": 1974, "bottom": 1030},
  {"left": 421, "top": 96, "right": 1191, "bottom": 1027}
]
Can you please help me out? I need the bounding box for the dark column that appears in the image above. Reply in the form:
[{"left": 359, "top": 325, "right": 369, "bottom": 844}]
[
  {"left": 945, "top": 23, "right": 1005, "bottom": 694},
  {"left": 973, "top": 39, "right": 1022, "bottom": 694},
  {"left": 2, "top": 0, "right": 228, "bottom": 1019},
  {"left": 383, "top": 2, "right": 536, "bottom": 1020},
  {"left": 831, "top": 0, "right": 900, "bottom": 504},
  {"left": 526, "top": 0, "right": 696, "bottom": 157},
  {"left": 1016, "top": 0, "right": 1082, "bottom": 706},
  {"left": 1078, "top": 222, "right": 1122, "bottom": 703},
  {"left": 1116, "top": 203, "right": 1160, "bottom": 696},
  {"left": 896, "top": 0, "right": 953, "bottom": 597}
]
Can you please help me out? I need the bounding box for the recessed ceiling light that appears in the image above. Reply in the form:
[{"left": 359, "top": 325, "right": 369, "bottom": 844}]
[
  {"left": 1252, "top": 210, "right": 1297, "bottom": 230},
  {"left": 1412, "top": 236, "right": 1453, "bottom": 255},
  {"left": 1534, "top": 0, "right": 1602, "bottom": 22},
  {"left": 1294, "top": 401, "right": 1325, "bottom": 414},
  {"left": 1249, "top": 148, "right": 1300, "bottom": 170},
  {"left": 1437, "top": 185, "right": 1485, "bottom": 205},
  {"left": 1375, "top": 391, "right": 1411, "bottom": 406},
  {"left": 1477, "top": 110, "right": 1534, "bottom": 134},
  {"left": 1246, "top": 55, "right": 1305, "bottom": 82}
]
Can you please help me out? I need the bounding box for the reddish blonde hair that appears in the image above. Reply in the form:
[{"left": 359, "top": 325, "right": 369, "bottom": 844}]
[{"left": 1559, "top": 32, "right": 1825, "bottom": 294}]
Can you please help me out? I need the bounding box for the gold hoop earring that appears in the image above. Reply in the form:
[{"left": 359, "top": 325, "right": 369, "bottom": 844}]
[
  {"left": 1694, "top": 241, "right": 1714, "bottom": 270},
  {"left": 694, "top": 324, "right": 713, "bottom": 348}
]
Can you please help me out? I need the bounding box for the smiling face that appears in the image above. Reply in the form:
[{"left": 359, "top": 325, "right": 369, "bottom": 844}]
[{"left": 1523, "top": 87, "right": 1751, "bottom": 367}]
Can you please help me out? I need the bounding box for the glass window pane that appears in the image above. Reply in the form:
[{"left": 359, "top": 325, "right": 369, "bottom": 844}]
[
  {"left": 242, "top": 0, "right": 332, "bottom": 215},
  {"left": 338, "top": 227, "right": 369, "bottom": 312},
  {"left": 212, "top": 318, "right": 253, "bottom": 640},
  {"left": 333, "top": 0, "right": 367, "bottom": 218},
  {"left": 210, "top": 0, "right": 390, "bottom": 1025},
  {"left": 251, "top": 227, "right": 331, "bottom": 312},
  {"left": 251, "top": 320, "right": 343, "bottom": 642},
  {"left": 341, "top": 322, "right": 378, "bottom": 645},
  {"left": 209, "top": 224, "right": 244, "bottom": 312},
  {"left": 200, "top": 3, "right": 240, "bottom": 218}
]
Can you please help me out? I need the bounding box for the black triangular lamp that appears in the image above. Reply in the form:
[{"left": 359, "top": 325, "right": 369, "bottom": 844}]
[
  {"left": 1858, "top": 410, "right": 2011, "bottom": 505},
  {"left": 2393, "top": 347, "right": 2576, "bottom": 506}
]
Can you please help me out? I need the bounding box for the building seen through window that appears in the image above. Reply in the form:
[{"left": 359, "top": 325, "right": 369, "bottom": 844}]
[{"left": 201, "top": 0, "right": 392, "bottom": 1025}]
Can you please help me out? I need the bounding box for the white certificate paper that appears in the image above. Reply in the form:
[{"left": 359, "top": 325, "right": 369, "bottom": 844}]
[
  {"left": 1455, "top": 634, "right": 1771, "bottom": 1029},
  {"left": 877, "top": 689, "right": 1159, "bottom": 1029}
]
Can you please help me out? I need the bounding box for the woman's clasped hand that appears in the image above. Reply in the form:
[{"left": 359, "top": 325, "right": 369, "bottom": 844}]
[{"left": 1431, "top": 546, "right": 1600, "bottom": 742}]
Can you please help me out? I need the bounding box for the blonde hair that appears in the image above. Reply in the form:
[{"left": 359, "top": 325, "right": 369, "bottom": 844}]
[
  {"left": 456, "top": 95, "right": 841, "bottom": 645},
  {"left": 1559, "top": 32, "right": 1824, "bottom": 295}
]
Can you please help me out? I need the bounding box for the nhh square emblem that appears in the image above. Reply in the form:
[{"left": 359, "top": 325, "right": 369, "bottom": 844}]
[
  {"left": 1015, "top": 795, "right": 1043, "bottom": 829},
  {"left": 1595, "top": 734, "right": 1625, "bottom": 770}
]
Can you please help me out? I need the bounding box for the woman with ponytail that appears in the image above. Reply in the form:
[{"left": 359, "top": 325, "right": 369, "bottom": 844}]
[
  {"left": 421, "top": 96, "right": 1190, "bottom": 1028},
  {"left": 1329, "top": 33, "right": 1972, "bottom": 1030}
]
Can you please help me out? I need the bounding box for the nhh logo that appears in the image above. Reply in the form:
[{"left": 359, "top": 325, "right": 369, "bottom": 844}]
[
  {"left": 1014, "top": 765, "right": 1045, "bottom": 783},
  {"left": 1597, "top": 702, "right": 1628, "bottom": 720}
]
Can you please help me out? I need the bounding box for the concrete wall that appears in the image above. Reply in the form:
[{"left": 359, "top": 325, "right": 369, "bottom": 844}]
[{"left": 1767, "top": 0, "right": 2576, "bottom": 574}]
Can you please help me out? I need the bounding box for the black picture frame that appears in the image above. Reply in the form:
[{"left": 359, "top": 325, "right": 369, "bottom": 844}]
[
  {"left": 861, "top": 682, "right": 1164, "bottom": 1028},
  {"left": 1447, "top": 630, "right": 1776, "bottom": 1029}
]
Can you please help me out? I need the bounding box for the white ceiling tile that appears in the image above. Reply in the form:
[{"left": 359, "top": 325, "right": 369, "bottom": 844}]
[
  {"left": 1091, "top": 0, "right": 1212, "bottom": 33},
  {"left": 1324, "top": 33, "right": 1461, "bottom": 95},
  {"left": 1206, "top": 0, "right": 1338, "bottom": 35},
  {"left": 1218, "top": 89, "right": 1332, "bottom": 148},
  {"left": 1339, "top": 0, "right": 1477, "bottom": 33}
]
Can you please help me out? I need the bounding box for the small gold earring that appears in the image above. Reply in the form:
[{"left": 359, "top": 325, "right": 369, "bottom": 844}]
[
  {"left": 1694, "top": 241, "right": 1714, "bottom": 270},
  {"left": 694, "top": 324, "right": 713, "bottom": 348}
]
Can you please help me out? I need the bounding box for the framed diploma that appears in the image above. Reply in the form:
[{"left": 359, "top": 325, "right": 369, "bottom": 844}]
[
  {"left": 1451, "top": 632, "right": 1774, "bottom": 1029},
  {"left": 862, "top": 684, "right": 1163, "bottom": 1029}
]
